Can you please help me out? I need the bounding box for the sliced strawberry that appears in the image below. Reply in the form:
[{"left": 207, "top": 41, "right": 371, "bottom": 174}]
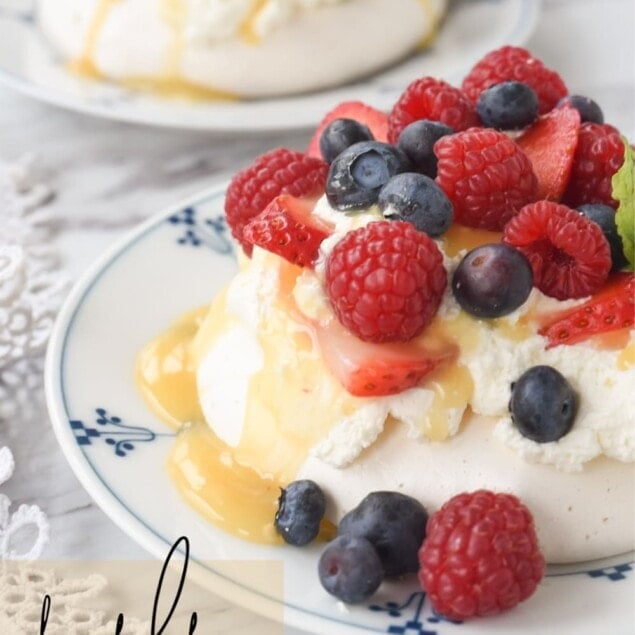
[
  {"left": 306, "top": 101, "right": 389, "bottom": 159},
  {"left": 515, "top": 106, "right": 581, "bottom": 201},
  {"left": 538, "top": 273, "right": 635, "bottom": 348},
  {"left": 315, "top": 317, "right": 456, "bottom": 397},
  {"left": 242, "top": 194, "right": 333, "bottom": 268}
]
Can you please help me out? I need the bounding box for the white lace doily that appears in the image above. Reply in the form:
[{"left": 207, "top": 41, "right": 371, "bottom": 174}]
[
  {"left": 0, "top": 157, "right": 67, "bottom": 563},
  {"left": 0, "top": 563, "right": 149, "bottom": 634},
  {"left": 0, "top": 156, "right": 66, "bottom": 367}
]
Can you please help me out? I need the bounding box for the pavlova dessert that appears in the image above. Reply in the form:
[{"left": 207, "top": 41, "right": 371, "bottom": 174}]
[
  {"left": 39, "top": 0, "right": 447, "bottom": 97},
  {"left": 136, "top": 46, "right": 634, "bottom": 620}
]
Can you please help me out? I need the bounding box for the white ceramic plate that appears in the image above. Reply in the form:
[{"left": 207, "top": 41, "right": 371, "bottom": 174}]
[
  {"left": 45, "top": 184, "right": 634, "bottom": 634},
  {"left": 1, "top": 0, "right": 540, "bottom": 131}
]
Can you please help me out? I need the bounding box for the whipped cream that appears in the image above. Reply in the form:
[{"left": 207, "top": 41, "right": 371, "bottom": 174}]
[{"left": 186, "top": 0, "right": 349, "bottom": 42}]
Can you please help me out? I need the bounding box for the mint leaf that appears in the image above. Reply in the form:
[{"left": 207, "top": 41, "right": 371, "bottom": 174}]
[{"left": 612, "top": 138, "right": 634, "bottom": 270}]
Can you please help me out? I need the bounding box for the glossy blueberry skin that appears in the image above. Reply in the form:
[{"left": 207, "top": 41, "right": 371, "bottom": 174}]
[
  {"left": 274, "top": 480, "right": 326, "bottom": 546},
  {"left": 396, "top": 120, "right": 454, "bottom": 178},
  {"left": 477, "top": 81, "right": 539, "bottom": 130},
  {"left": 326, "top": 141, "right": 411, "bottom": 211},
  {"left": 556, "top": 95, "right": 604, "bottom": 124},
  {"left": 378, "top": 173, "right": 453, "bottom": 237},
  {"left": 577, "top": 203, "right": 627, "bottom": 271},
  {"left": 338, "top": 491, "right": 427, "bottom": 576},
  {"left": 319, "top": 118, "right": 374, "bottom": 163},
  {"left": 318, "top": 535, "right": 383, "bottom": 603},
  {"left": 452, "top": 244, "right": 533, "bottom": 318},
  {"left": 509, "top": 365, "right": 578, "bottom": 443}
]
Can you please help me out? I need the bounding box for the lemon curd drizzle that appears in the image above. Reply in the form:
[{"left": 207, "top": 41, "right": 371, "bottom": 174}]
[
  {"left": 69, "top": 0, "right": 121, "bottom": 78},
  {"left": 239, "top": 0, "right": 269, "bottom": 45},
  {"left": 417, "top": 0, "right": 443, "bottom": 48},
  {"left": 69, "top": 0, "right": 236, "bottom": 100}
]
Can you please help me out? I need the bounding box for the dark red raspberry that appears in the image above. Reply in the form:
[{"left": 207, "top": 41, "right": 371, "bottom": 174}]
[
  {"left": 387, "top": 77, "right": 479, "bottom": 144},
  {"left": 418, "top": 490, "right": 545, "bottom": 621},
  {"left": 325, "top": 221, "right": 446, "bottom": 343},
  {"left": 462, "top": 46, "right": 568, "bottom": 115},
  {"left": 562, "top": 122, "right": 625, "bottom": 209},
  {"left": 224, "top": 148, "right": 328, "bottom": 254},
  {"left": 434, "top": 128, "right": 538, "bottom": 230},
  {"left": 503, "top": 201, "right": 611, "bottom": 300}
]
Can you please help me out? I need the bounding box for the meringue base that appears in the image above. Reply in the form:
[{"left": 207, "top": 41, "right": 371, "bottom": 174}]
[{"left": 39, "top": 0, "right": 446, "bottom": 98}]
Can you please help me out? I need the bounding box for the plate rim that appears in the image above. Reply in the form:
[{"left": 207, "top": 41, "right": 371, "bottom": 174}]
[
  {"left": 45, "top": 182, "right": 634, "bottom": 634},
  {"left": 1, "top": 0, "right": 541, "bottom": 131}
]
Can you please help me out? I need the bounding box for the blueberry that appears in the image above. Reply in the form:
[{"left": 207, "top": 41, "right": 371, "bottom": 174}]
[
  {"left": 509, "top": 365, "right": 578, "bottom": 443},
  {"left": 378, "top": 173, "right": 453, "bottom": 237},
  {"left": 326, "top": 141, "right": 410, "bottom": 211},
  {"left": 556, "top": 95, "right": 604, "bottom": 124},
  {"left": 338, "top": 491, "right": 427, "bottom": 576},
  {"left": 319, "top": 118, "right": 374, "bottom": 163},
  {"left": 452, "top": 244, "right": 533, "bottom": 318},
  {"left": 318, "top": 535, "right": 383, "bottom": 603},
  {"left": 577, "top": 203, "right": 627, "bottom": 271},
  {"left": 274, "top": 480, "right": 326, "bottom": 546},
  {"left": 477, "top": 81, "right": 539, "bottom": 130},
  {"left": 396, "top": 120, "right": 454, "bottom": 177}
]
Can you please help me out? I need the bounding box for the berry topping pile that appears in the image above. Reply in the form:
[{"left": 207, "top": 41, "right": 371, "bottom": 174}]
[
  {"left": 418, "top": 490, "right": 545, "bottom": 620},
  {"left": 222, "top": 44, "right": 632, "bottom": 403}
]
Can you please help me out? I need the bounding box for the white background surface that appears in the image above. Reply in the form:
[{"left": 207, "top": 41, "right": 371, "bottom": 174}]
[{"left": 1, "top": 0, "right": 634, "bottom": 632}]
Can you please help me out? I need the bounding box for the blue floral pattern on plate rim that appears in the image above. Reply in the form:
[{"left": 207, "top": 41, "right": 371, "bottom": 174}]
[{"left": 46, "top": 185, "right": 634, "bottom": 635}]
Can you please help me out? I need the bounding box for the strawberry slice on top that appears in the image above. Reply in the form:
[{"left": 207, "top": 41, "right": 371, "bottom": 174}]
[
  {"left": 516, "top": 106, "right": 581, "bottom": 201},
  {"left": 242, "top": 194, "right": 334, "bottom": 268},
  {"left": 538, "top": 273, "right": 635, "bottom": 348},
  {"left": 306, "top": 101, "right": 389, "bottom": 159},
  {"left": 315, "top": 317, "right": 456, "bottom": 397}
]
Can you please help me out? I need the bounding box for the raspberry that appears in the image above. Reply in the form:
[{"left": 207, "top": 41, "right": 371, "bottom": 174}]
[
  {"left": 325, "top": 221, "right": 446, "bottom": 343},
  {"left": 503, "top": 201, "right": 612, "bottom": 300},
  {"left": 224, "top": 148, "right": 328, "bottom": 254},
  {"left": 562, "top": 122, "right": 625, "bottom": 209},
  {"left": 418, "top": 490, "right": 545, "bottom": 621},
  {"left": 434, "top": 128, "right": 538, "bottom": 230},
  {"left": 462, "top": 46, "right": 568, "bottom": 115},
  {"left": 387, "top": 77, "right": 479, "bottom": 144}
]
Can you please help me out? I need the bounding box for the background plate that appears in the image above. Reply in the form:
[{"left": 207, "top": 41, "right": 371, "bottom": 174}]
[
  {"left": 0, "top": 0, "right": 539, "bottom": 131},
  {"left": 45, "top": 185, "right": 634, "bottom": 634}
]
